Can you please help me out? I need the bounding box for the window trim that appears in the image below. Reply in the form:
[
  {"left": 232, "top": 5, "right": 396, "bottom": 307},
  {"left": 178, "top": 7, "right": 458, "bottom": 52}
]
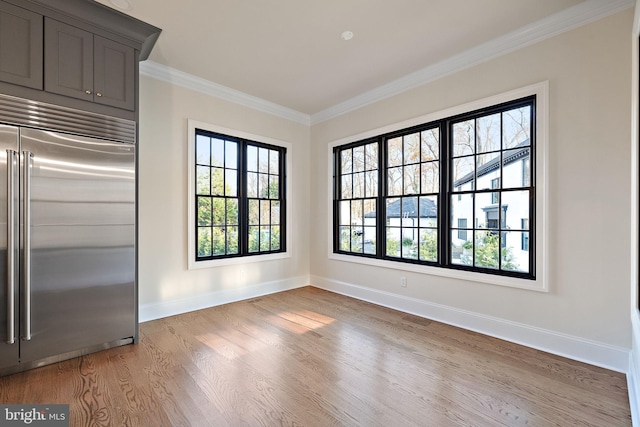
[
  {"left": 188, "top": 119, "right": 292, "bottom": 270},
  {"left": 327, "top": 82, "right": 549, "bottom": 292}
]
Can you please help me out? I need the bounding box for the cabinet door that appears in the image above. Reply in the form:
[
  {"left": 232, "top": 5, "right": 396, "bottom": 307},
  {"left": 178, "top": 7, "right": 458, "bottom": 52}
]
[
  {"left": 44, "top": 18, "right": 93, "bottom": 101},
  {"left": 94, "top": 36, "right": 135, "bottom": 111},
  {"left": 0, "top": 2, "right": 43, "bottom": 89}
]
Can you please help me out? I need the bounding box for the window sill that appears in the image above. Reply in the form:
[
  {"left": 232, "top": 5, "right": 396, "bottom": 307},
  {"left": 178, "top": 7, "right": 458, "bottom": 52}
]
[
  {"left": 328, "top": 252, "right": 547, "bottom": 292},
  {"left": 189, "top": 251, "right": 292, "bottom": 270}
]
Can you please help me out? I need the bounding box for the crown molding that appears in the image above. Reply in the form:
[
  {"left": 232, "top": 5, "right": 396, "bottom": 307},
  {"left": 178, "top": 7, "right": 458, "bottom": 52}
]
[
  {"left": 139, "top": 61, "right": 311, "bottom": 126},
  {"left": 310, "top": 0, "right": 634, "bottom": 125},
  {"left": 140, "top": 0, "right": 633, "bottom": 127}
]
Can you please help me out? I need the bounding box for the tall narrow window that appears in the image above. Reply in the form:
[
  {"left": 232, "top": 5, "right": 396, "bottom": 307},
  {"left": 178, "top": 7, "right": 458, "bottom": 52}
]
[
  {"left": 195, "top": 129, "right": 286, "bottom": 261},
  {"left": 336, "top": 141, "right": 378, "bottom": 255},
  {"left": 450, "top": 102, "right": 532, "bottom": 274}
]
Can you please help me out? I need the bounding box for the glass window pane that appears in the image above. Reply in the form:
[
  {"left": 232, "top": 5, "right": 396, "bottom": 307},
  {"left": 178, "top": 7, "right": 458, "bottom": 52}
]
[
  {"left": 365, "top": 171, "right": 378, "bottom": 198},
  {"left": 260, "top": 226, "right": 271, "bottom": 251},
  {"left": 421, "top": 162, "right": 439, "bottom": 194},
  {"left": 476, "top": 113, "right": 501, "bottom": 153},
  {"left": 503, "top": 106, "right": 531, "bottom": 149},
  {"left": 212, "top": 197, "right": 226, "bottom": 226},
  {"left": 259, "top": 148, "right": 269, "bottom": 173},
  {"left": 363, "top": 227, "right": 376, "bottom": 255},
  {"left": 339, "top": 226, "right": 351, "bottom": 251},
  {"left": 419, "top": 228, "right": 438, "bottom": 262},
  {"left": 247, "top": 145, "right": 258, "bottom": 172},
  {"left": 269, "top": 175, "right": 279, "bottom": 199},
  {"left": 260, "top": 200, "right": 271, "bottom": 225},
  {"left": 365, "top": 143, "right": 378, "bottom": 171},
  {"left": 421, "top": 128, "right": 439, "bottom": 161},
  {"left": 225, "top": 170, "right": 237, "bottom": 197},
  {"left": 388, "top": 137, "right": 402, "bottom": 167},
  {"left": 211, "top": 138, "right": 225, "bottom": 167},
  {"left": 212, "top": 227, "right": 226, "bottom": 255},
  {"left": 451, "top": 156, "right": 474, "bottom": 189},
  {"left": 226, "top": 199, "right": 238, "bottom": 226},
  {"left": 363, "top": 199, "right": 376, "bottom": 226},
  {"left": 451, "top": 193, "right": 473, "bottom": 233},
  {"left": 225, "top": 141, "right": 237, "bottom": 169},
  {"left": 259, "top": 174, "right": 269, "bottom": 198},
  {"left": 339, "top": 200, "right": 351, "bottom": 226},
  {"left": 341, "top": 149, "right": 352, "bottom": 174},
  {"left": 476, "top": 152, "right": 500, "bottom": 191},
  {"left": 271, "top": 226, "right": 280, "bottom": 251},
  {"left": 453, "top": 120, "right": 474, "bottom": 157},
  {"left": 403, "top": 164, "right": 420, "bottom": 195},
  {"left": 401, "top": 233, "right": 418, "bottom": 260},
  {"left": 269, "top": 150, "right": 279, "bottom": 174},
  {"left": 351, "top": 227, "right": 363, "bottom": 253},
  {"left": 197, "top": 196, "right": 212, "bottom": 226},
  {"left": 502, "top": 190, "right": 529, "bottom": 230},
  {"left": 402, "top": 196, "right": 418, "bottom": 219},
  {"left": 249, "top": 226, "right": 260, "bottom": 252},
  {"left": 249, "top": 199, "right": 259, "bottom": 225},
  {"left": 475, "top": 192, "right": 498, "bottom": 230},
  {"left": 387, "top": 167, "right": 403, "bottom": 196},
  {"left": 341, "top": 174, "right": 353, "bottom": 199},
  {"left": 196, "top": 135, "right": 210, "bottom": 165},
  {"left": 247, "top": 172, "right": 258, "bottom": 198},
  {"left": 351, "top": 199, "right": 363, "bottom": 227},
  {"left": 353, "top": 146, "right": 365, "bottom": 172},
  {"left": 419, "top": 196, "right": 438, "bottom": 226},
  {"left": 196, "top": 166, "right": 210, "bottom": 195},
  {"left": 475, "top": 231, "right": 499, "bottom": 269},
  {"left": 502, "top": 231, "right": 528, "bottom": 273},
  {"left": 227, "top": 226, "right": 239, "bottom": 254},
  {"left": 386, "top": 197, "right": 401, "bottom": 225},
  {"left": 404, "top": 133, "right": 420, "bottom": 164},
  {"left": 386, "top": 227, "right": 401, "bottom": 257},
  {"left": 211, "top": 168, "right": 224, "bottom": 196},
  {"left": 353, "top": 172, "right": 365, "bottom": 198},
  {"left": 451, "top": 230, "right": 471, "bottom": 266},
  {"left": 502, "top": 149, "right": 531, "bottom": 188},
  {"left": 198, "top": 227, "right": 212, "bottom": 257},
  {"left": 271, "top": 201, "right": 280, "bottom": 225}
]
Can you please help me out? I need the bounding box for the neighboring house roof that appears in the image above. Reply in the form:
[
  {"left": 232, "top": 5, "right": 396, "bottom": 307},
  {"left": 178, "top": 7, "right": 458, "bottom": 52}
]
[
  {"left": 365, "top": 196, "right": 437, "bottom": 219},
  {"left": 453, "top": 139, "right": 530, "bottom": 187}
]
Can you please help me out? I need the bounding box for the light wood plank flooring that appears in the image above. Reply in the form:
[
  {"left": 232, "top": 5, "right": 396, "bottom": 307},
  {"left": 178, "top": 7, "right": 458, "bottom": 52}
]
[{"left": 0, "top": 287, "right": 631, "bottom": 426}]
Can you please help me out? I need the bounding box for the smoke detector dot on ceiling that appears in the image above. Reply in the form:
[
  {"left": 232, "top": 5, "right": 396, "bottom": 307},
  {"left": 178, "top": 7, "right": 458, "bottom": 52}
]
[
  {"left": 340, "top": 31, "right": 354, "bottom": 41},
  {"left": 108, "top": 0, "right": 133, "bottom": 10}
]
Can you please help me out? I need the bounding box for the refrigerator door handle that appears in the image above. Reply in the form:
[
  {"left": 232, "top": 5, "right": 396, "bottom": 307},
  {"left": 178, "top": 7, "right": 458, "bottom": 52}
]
[
  {"left": 6, "top": 150, "right": 15, "bottom": 345},
  {"left": 22, "top": 151, "right": 32, "bottom": 341}
]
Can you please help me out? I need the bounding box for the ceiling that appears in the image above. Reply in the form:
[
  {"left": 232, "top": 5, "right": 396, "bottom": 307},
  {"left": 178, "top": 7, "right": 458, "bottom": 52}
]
[{"left": 95, "top": 0, "right": 626, "bottom": 120}]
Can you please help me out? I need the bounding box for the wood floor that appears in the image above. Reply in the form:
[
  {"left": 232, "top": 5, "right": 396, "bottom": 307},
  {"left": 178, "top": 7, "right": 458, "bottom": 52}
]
[{"left": 0, "top": 287, "right": 631, "bottom": 426}]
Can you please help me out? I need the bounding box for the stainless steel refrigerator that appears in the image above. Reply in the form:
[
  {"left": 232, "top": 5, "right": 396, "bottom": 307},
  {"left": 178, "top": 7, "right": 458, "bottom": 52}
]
[{"left": 0, "top": 94, "right": 136, "bottom": 375}]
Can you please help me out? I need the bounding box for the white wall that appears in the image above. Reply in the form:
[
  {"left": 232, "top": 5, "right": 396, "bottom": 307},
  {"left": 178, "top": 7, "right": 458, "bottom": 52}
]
[
  {"left": 310, "top": 10, "right": 633, "bottom": 371},
  {"left": 137, "top": 76, "right": 310, "bottom": 320}
]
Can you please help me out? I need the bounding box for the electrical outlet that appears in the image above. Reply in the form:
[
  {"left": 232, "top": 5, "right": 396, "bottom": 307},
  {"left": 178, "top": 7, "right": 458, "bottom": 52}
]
[{"left": 400, "top": 277, "right": 407, "bottom": 287}]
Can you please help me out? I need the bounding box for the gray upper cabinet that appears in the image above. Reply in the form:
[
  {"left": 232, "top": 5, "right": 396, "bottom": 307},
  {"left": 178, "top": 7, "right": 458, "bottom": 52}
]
[
  {"left": 45, "top": 18, "right": 135, "bottom": 111},
  {"left": 0, "top": 2, "right": 43, "bottom": 89}
]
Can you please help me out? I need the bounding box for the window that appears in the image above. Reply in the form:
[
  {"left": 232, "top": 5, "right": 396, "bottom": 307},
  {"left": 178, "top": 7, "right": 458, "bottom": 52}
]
[
  {"left": 191, "top": 125, "right": 287, "bottom": 264},
  {"left": 333, "top": 95, "right": 535, "bottom": 280}
]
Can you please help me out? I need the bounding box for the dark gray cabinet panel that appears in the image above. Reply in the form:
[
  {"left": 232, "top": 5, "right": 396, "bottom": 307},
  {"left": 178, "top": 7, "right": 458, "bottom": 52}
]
[
  {"left": 0, "top": 2, "right": 43, "bottom": 89},
  {"left": 44, "top": 18, "right": 93, "bottom": 102},
  {"left": 94, "top": 36, "right": 134, "bottom": 110},
  {"left": 45, "top": 18, "right": 135, "bottom": 111}
]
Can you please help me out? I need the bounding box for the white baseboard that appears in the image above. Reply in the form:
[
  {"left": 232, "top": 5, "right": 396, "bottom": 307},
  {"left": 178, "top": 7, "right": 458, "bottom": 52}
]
[
  {"left": 630, "top": 312, "right": 640, "bottom": 427},
  {"left": 139, "top": 275, "right": 309, "bottom": 322},
  {"left": 310, "top": 275, "right": 630, "bottom": 373}
]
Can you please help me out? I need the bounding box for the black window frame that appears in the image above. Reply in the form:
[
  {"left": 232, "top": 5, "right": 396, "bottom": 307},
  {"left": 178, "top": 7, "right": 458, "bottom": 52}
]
[
  {"left": 333, "top": 95, "right": 535, "bottom": 280},
  {"left": 195, "top": 129, "right": 287, "bottom": 261}
]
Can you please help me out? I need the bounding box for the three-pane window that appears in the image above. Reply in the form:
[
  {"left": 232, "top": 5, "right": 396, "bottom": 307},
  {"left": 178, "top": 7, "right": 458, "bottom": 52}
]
[{"left": 334, "top": 96, "right": 535, "bottom": 279}]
